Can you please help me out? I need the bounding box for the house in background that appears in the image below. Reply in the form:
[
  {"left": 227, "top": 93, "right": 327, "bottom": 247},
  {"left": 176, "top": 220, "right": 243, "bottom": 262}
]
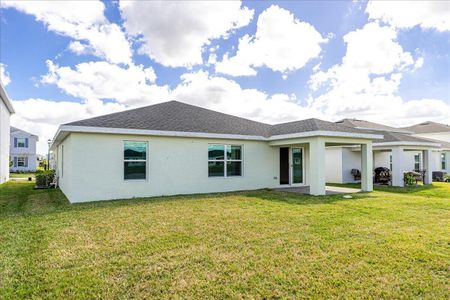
[
  {"left": 0, "top": 82, "right": 14, "bottom": 184},
  {"left": 326, "top": 119, "right": 444, "bottom": 187},
  {"left": 50, "top": 101, "right": 382, "bottom": 203},
  {"left": 401, "top": 121, "right": 450, "bottom": 174},
  {"left": 10, "top": 127, "right": 39, "bottom": 172}
]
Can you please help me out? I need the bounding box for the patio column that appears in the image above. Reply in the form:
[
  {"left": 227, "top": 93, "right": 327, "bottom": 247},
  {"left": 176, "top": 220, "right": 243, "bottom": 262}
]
[
  {"left": 309, "top": 137, "right": 326, "bottom": 195},
  {"left": 361, "top": 143, "right": 373, "bottom": 192},
  {"left": 391, "top": 146, "right": 404, "bottom": 187},
  {"left": 423, "top": 149, "right": 432, "bottom": 184}
]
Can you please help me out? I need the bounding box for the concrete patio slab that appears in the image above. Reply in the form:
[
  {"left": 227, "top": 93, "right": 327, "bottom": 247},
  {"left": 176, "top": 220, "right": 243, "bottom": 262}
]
[{"left": 275, "top": 186, "right": 361, "bottom": 195}]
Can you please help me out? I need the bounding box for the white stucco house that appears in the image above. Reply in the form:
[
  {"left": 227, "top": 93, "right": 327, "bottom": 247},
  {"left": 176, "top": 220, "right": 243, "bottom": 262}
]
[
  {"left": 402, "top": 121, "right": 450, "bottom": 174},
  {"left": 0, "top": 82, "right": 14, "bottom": 184},
  {"left": 50, "top": 101, "right": 383, "bottom": 203},
  {"left": 10, "top": 127, "right": 39, "bottom": 172},
  {"left": 326, "top": 119, "right": 446, "bottom": 187}
]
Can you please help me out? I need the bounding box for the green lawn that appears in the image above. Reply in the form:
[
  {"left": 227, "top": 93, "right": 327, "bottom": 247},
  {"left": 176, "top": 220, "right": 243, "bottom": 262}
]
[
  {"left": 0, "top": 182, "right": 449, "bottom": 298},
  {"left": 9, "top": 173, "right": 35, "bottom": 179}
]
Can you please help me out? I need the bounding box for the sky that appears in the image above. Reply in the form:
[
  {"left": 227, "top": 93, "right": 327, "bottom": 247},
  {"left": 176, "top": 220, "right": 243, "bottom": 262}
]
[{"left": 0, "top": 0, "right": 449, "bottom": 154}]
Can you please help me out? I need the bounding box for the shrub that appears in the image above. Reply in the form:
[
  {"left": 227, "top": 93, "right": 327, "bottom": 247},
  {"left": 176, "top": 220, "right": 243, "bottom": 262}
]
[
  {"left": 404, "top": 172, "right": 417, "bottom": 186},
  {"left": 35, "top": 170, "right": 55, "bottom": 188}
]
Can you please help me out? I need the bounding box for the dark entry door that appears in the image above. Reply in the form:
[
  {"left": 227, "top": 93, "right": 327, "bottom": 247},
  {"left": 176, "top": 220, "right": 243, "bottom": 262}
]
[{"left": 280, "top": 147, "right": 289, "bottom": 184}]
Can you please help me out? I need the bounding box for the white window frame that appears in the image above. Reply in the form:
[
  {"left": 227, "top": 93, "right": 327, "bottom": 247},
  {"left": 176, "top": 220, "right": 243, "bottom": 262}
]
[
  {"left": 414, "top": 153, "right": 421, "bottom": 171},
  {"left": 123, "top": 140, "right": 148, "bottom": 181},
  {"left": 17, "top": 138, "right": 27, "bottom": 148},
  {"left": 208, "top": 144, "right": 243, "bottom": 178},
  {"left": 17, "top": 156, "right": 26, "bottom": 167},
  {"left": 442, "top": 153, "right": 446, "bottom": 170}
]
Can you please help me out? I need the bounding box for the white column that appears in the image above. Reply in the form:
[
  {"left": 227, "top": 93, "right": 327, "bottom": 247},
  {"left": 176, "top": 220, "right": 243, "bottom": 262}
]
[
  {"left": 391, "top": 146, "right": 404, "bottom": 187},
  {"left": 423, "top": 149, "right": 432, "bottom": 185},
  {"left": 361, "top": 143, "right": 373, "bottom": 192},
  {"left": 309, "top": 137, "right": 326, "bottom": 195}
]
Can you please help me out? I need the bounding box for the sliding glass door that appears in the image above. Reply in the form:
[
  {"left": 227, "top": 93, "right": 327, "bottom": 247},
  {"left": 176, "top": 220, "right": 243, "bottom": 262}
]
[{"left": 292, "top": 148, "right": 303, "bottom": 184}]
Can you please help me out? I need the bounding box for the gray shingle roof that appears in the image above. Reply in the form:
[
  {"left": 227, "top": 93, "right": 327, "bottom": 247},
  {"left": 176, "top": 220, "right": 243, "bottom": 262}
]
[
  {"left": 65, "top": 100, "right": 370, "bottom": 138},
  {"left": 271, "top": 118, "right": 365, "bottom": 136},
  {"left": 66, "top": 101, "right": 271, "bottom": 136},
  {"left": 336, "top": 118, "right": 412, "bottom": 133},
  {"left": 401, "top": 121, "right": 450, "bottom": 134},
  {"left": 367, "top": 131, "right": 440, "bottom": 144}
]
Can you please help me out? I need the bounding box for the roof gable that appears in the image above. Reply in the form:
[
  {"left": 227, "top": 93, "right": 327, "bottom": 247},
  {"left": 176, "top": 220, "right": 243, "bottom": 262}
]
[
  {"left": 336, "top": 118, "right": 412, "bottom": 133},
  {"left": 401, "top": 121, "right": 450, "bottom": 134}
]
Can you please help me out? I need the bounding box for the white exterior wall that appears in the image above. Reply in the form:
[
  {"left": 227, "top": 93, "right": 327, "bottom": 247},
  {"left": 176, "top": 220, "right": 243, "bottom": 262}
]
[
  {"left": 10, "top": 132, "right": 38, "bottom": 172},
  {"left": 58, "top": 133, "right": 287, "bottom": 203},
  {"left": 325, "top": 147, "right": 343, "bottom": 183},
  {"left": 342, "top": 148, "right": 361, "bottom": 183},
  {"left": 0, "top": 99, "right": 11, "bottom": 183}
]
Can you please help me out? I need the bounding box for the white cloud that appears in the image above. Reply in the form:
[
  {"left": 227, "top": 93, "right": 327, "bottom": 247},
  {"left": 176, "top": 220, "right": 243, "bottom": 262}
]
[
  {"left": 172, "top": 70, "right": 323, "bottom": 124},
  {"left": 308, "top": 22, "right": 450, "bottom": 126},
  {"left": 1, "top": 0, "right": 132, "bottom": 64},
  {"left": 215, "top": 5, "right": 327, "bottom": 77},
  {"left": 0, "top": 63, "right": 11, "bottom": 86},
  {"left": 41, "top": 60, "right": 170, "bottom": 106},
  {"left": 11, "top": 98, "right": 125, "bottom": 154},
  {"left": 119, "top": 1, "right": 253, "bottom": 67},
  {"left": 366, "top": 0, "right": 450, "bottom": 32}
]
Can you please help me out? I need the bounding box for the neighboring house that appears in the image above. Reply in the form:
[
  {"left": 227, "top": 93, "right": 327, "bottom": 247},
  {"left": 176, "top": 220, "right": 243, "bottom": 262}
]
[
  {"left": 0, "top": 82, "right": 14, "bottom": 184},
  {"left": 10, "top": 127, "right": 39, "bottom": 172},
  {"left": 326, "top": 119, "right": 442, "bottom": 186},
  {"left": 50, "top": 101, "right": 382, "bottom": 203},
  {"left": 401, "top": 121, "right": 450, "bottom": 174}
]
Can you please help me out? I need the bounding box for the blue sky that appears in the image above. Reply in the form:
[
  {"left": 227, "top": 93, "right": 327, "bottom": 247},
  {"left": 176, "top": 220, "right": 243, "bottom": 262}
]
[{"left": 0, "top": 0, "right": 449, "bottom": 153}]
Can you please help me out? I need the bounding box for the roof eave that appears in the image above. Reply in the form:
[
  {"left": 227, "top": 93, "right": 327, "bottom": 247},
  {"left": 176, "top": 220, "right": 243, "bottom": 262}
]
[{"left": 0, "top": 81, "right": 14, "bottom": 114}]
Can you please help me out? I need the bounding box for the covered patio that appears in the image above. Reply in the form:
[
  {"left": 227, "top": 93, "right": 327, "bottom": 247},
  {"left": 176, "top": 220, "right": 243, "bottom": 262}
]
[
  {"left": 269, "top": 134, "right": 382, "bottom": 195},
  {"left": 373, "top": 142, "right": 441, "bottom": 187}
]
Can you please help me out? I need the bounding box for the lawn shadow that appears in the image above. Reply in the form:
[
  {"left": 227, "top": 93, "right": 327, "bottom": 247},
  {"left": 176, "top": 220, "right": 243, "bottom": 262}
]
[
  {"left": 327, "top": 182, "right": 448, "bottom": 198},
  {"left": 241, "top": 189, "right": 375, "bottom": 206}
]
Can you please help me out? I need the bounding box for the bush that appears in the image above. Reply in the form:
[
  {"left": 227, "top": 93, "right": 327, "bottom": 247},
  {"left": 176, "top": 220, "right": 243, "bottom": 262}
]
[
  {"left": 35, "top": 170, "right": 55, "bottom": 188},
  {"left": 404, "top": 172, "right": 417, "bottom": 186}
]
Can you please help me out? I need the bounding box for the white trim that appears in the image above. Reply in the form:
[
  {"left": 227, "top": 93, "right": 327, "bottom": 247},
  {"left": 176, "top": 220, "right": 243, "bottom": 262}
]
[
  {"left": 0, "top": 81, "right": 14, "bottom": 114},
  {"left": 373, "top": 141, "right": 440, "bottom": 147},
  {"left": 51, "top": 125, "right": 384, "bottom": 149},
  {"left": 268, "top": 130, "right": 383, "bottom": 141},
  {"left": 59, "top": 125, "right": 265, "bottom": 141}
]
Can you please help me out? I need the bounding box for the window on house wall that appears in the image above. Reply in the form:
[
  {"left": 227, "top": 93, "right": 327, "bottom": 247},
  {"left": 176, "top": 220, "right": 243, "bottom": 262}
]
[
  {"left": 15, "top": 138, "right": 28, "bottom": 148},
  {"left": 389, "top": 155, "right": 392, "bottom": 171},
  {"left": 208, "top": 144, "right": 242, "bottom": 177},
  {"left": 414, "top": 154, "right": 421, "bottom": 171},
  {"left": 124, "top": 141, "right": 147, "bottom": 180},
  {"left": 16, "top": 157, "right": 28, "bottom": 167},
  {"left": 442, "top": 153, "right": 447, "bottom": 170}
]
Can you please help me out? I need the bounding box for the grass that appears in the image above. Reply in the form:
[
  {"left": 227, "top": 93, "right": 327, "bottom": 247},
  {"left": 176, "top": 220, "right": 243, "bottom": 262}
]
[
  {"left": 9, "top": 173, "right": 35, "bottom": 179},
  {"left": 0, "top": 182, "right": 449, "bottom": 299}
]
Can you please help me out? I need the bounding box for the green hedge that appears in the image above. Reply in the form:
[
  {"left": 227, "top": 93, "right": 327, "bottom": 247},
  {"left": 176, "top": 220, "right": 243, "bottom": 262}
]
[{"left": 35, "top": 170, "right": 55, "bottom": 187}]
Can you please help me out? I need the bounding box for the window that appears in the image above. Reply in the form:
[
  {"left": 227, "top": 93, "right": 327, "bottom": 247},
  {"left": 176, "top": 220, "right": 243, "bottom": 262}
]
[
  {"left": 124, "top": 141, "right": 147, "bottom": 180},
  {"left": 15, "top": 138, "right": 27, "bottom": 148},
  {"left": 389, "top": 155, "right": 393, "bottom": 171},
  {"left": 17, "top": 157, "right": 27, "bottom": 167},
  {"left": 442, "top": 153, "right": 447, "bottom": 170},
  {"left": 414, "top": 154, "right": 421, "bottom": 171},
  {"left": 208, "top": 144, "right": 242, "bottom": 177}
]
